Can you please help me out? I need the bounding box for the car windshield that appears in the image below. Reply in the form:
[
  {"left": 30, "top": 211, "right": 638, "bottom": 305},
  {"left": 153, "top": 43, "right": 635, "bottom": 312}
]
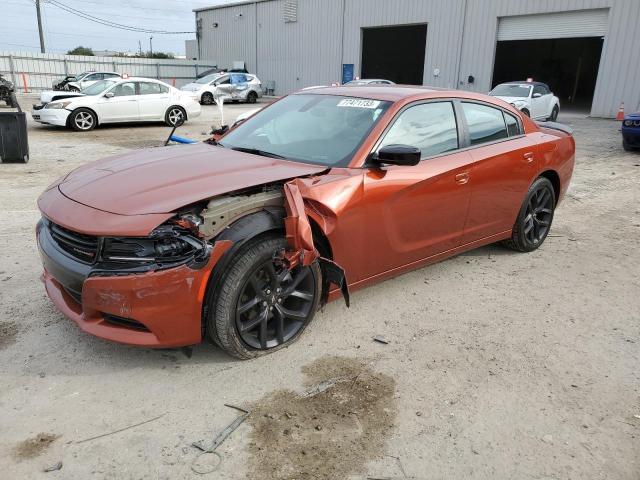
[
  {"left": 81, "top": 79, "right": 118, "bottom": 95},
  {"left": 196, "top": 73, "right": 222, "bottom": 84},
  {"left": 490, "top": 84, "right": 531, "bottom": 97},
  {"left": 219, "top": 94, "right": 391, "bottom": 167}
]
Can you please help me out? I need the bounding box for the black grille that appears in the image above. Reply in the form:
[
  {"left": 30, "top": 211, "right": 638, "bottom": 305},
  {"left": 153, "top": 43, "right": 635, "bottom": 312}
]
[
  {"left": 103, "top": 314, "right": 150, "bottom": 332},
  {"left": 49, "top": 222, "right": 99, "bottom": 264}
]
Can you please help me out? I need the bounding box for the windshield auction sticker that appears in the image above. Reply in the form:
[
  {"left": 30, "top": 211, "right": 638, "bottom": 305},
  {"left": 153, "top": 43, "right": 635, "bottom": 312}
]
[{"left": 337, "top": 99, "right": 381, "bottom": 109}]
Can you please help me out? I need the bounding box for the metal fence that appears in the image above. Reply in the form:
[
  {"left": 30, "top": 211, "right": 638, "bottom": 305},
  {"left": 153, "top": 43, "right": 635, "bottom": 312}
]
[{"left": 0, "top": 51, "right": 217, "bottom": 93}]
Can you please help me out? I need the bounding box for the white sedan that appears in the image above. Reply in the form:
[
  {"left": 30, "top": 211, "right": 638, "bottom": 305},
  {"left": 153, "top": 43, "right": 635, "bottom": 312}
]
[
  {"left": 32, "top": 77, "right": 201, "bottom": 132},
  {"left": 489, "top": 81, "right": 560, "bottom": 121},
  {"left": 181, "top": 72, "right": 263, "bottom": 105}
]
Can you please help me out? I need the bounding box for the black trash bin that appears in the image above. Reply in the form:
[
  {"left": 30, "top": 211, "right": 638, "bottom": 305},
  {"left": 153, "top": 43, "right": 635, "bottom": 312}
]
[{"left": 0, "top": 93, "right": 29, "bottom": 163}]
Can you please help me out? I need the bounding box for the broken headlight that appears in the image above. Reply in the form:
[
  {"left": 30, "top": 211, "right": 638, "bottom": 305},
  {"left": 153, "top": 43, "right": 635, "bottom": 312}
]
[{"left": 101, "top": 225, "right": 206, "bottom": 266}]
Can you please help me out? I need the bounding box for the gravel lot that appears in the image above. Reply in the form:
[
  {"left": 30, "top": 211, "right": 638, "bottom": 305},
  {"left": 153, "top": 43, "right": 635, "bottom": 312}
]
[{"left": 0, "top": 95, "right": 638, "bottom": 479}]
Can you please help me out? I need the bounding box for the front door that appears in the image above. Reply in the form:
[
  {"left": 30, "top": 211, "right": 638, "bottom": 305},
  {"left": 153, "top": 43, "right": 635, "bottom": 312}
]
[
  {"left": 95, "top": 81, "right": 139, "bottom": 123},
  {"left": 356, "top": 101, "right": 474, "bottom": 281}
]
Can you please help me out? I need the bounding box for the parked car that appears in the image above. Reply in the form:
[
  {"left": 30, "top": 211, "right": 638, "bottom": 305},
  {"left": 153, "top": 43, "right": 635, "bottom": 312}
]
[
  {"left": 0, "top": 73, "right": 15, "bottom": 105},
  {"left": 36, "top": 85, "right": 574, "bottom": 358},
  {"left": 489, "top": 81, "right": 560, "bottom": 121},
  {"left": 622, "top": 113, "right": 640, "bottom": 151},
  {"left": 62, "top": 71, "right": 121, "bottom": 92},
  {"left": 32, "top": 77, "right": 200, "bottom": 131},
  {"left": 181, "top": 72, "right": 262, "bottom": 105},
  {"left": 344, "top": 79, "right": 395, "bottom": 86}
]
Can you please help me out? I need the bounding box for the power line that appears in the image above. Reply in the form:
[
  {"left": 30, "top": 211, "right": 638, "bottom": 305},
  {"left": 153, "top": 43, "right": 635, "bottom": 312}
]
[{"left": 46, "top": 0, "right": 195, "bottom": 34}]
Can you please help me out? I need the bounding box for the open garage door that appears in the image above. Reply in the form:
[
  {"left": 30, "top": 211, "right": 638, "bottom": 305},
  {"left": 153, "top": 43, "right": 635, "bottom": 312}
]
[
  {"left": 493, "top": 10, "right": 607, "bottom": 110},
  {"left": 361, "top": 24, "right": 427, "bottom": 85}
]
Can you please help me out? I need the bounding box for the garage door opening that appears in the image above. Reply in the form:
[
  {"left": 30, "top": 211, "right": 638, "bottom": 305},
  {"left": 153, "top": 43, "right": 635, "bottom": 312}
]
[
  {"left": 492, "top": 37, "right": 604, "bottom": 110},
  {"left": 361, "top": 24, "right": 427, "bottom": 85}
]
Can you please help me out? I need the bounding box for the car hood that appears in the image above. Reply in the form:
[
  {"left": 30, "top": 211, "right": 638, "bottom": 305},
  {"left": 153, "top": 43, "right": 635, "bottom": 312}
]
[
  {"left": 40, "top": 90, "right": 85, "bottom": 103},
  {"left": 492, "top": 95, "right": 529, "bottom": 104},
  {"left": 181, "top": 83, "right": 204, "bottom": 92},
  {"left": 625, "top": 112, "right": 640, "bottom": 120},
  {"left": 58, "top": 143, "right": 326, "bottom": 215}
]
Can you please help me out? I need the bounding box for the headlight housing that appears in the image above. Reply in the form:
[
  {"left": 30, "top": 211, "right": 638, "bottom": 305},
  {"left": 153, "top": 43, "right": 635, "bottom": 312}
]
[
  {"left": 623, "top": 119, "right": 639, "bottom": 127},
  {"left": 100, "top": 225, "right": 207, "bottom": 268},
  {"left": 46, "top": 101, "right": 72, "bottom": 109}
]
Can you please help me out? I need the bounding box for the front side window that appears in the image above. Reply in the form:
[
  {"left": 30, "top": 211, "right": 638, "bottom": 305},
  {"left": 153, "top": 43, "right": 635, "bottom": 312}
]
[
  {"left": 533, "top": 85, "right": 547, "bottom": 96},
  {"left": 462, "top": 102, "right": 509, "bottom": 145},
  {"left": 112, "top": 81, "right": 136, "bottom": 97},
  {"left": 84, "top": 73, "right": 101, "bottom": 81},
  {"left": 219, "top": 94, "right": 391, "bottom": 167},
  {"left": 379, "top": 102, "right": 458, "bottom": 159}
]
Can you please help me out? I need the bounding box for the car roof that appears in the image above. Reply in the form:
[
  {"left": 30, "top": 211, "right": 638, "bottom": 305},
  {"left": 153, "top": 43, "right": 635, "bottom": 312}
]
[{"left": 294, "top": 84, "right": 461, "bottom": 102}]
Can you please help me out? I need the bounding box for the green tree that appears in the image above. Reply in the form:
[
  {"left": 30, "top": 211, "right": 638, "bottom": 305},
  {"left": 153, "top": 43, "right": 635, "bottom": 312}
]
[{"left": 67, "top": 46, "right": 94, "bottom": 56}]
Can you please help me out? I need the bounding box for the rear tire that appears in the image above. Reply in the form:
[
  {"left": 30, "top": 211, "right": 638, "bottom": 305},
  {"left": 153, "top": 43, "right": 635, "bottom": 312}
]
[
  {"left": 503, "top": 177, "right": 556, "bottom": 252},
  {"left": 548, "top": 105, "right": 559, "bottom": 121},
  {"left": 69, "top": 108, "right": 97, "bottom": 132},
  {"left": 201, "top": 92, "right": 214, "bottom": 105},
  {"left": 246, "top": 91, "right": 258, "bottom": 104},
  {"left": 206, "top": 236, "right": 322, "bottom": 359},
  {"left": 165, "top": 106, "right": 186, "bottom": 126}
]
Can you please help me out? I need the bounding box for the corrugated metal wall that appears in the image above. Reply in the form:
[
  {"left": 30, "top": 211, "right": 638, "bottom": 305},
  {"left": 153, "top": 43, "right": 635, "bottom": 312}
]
[
  {"left": 195, "top": 0, "right": 640, "bottom": 117},
  {"left": 0, "top": 51, "right": 215, "bottom": 92}
]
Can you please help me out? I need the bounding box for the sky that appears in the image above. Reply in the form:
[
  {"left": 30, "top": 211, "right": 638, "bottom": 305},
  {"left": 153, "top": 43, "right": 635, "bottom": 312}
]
[{"left": 2, "top": 0, "right": 236, "bottom": 56}]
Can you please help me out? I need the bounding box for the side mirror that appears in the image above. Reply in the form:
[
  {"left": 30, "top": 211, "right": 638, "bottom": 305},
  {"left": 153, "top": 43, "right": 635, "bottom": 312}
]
[
  {"left": 532, "top": 92, "right": 542, "bottom": 98},
  {"left": 371, "top": 145, "right": 421, "bottom": 166},
  {"left": 104, "top": 91, "right": 115, "bottom": 98}
]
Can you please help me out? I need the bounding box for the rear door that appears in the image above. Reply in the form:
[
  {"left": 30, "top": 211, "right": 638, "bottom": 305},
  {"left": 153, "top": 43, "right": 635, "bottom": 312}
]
[
  {"left": 136, "top": 81, "right": 170, "bottom": 121},
  {"left": 459, "top": 102, "right": 537, "bottom": 243},
  {"left": 95, "top": 81, "right": 139, "bottom": 123}
]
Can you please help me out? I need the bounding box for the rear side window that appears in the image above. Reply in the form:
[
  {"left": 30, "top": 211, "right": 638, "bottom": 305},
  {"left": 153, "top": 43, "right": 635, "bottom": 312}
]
[
  {"left": 138, "top": 82, "right": 162, "bottom": 95},
  {"left": 379, "top": 101, "right": 459, "bottom": 159},
  {"left": 462, "top": 102, "right": 508, "bottom": 145},
  {"left": 504, "top": 111, "right": 521, "bottom": 136}
]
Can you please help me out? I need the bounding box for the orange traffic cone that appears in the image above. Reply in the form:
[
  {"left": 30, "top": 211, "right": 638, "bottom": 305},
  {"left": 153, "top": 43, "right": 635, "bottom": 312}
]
[{"left": 616, "top": 102, "right": 625, "bottom": 120}]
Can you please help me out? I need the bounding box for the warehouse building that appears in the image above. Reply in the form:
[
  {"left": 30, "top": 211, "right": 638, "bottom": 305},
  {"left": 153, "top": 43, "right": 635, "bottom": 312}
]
[{"left": 193, "top": 0, "right": 640, "bottom": 117}]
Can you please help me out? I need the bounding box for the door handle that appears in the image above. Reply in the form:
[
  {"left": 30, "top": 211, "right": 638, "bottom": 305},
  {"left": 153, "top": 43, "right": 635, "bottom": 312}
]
[
  {"left": 455, "top": 172, "right": 470, "bottom": 185},
  {"left": 523, "top": 152, "right": 534, "bottom": 163}
]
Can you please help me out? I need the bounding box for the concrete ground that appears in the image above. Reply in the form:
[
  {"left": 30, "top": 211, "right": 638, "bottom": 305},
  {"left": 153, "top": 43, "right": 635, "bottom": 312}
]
[{"left": 0, "top": 95, "right": 638, "bottom": 479}]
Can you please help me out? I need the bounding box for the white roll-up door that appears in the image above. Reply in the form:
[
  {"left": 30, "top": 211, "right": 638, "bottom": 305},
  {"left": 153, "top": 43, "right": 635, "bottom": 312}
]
[{"left": 497, "top": 9, "right": 609, "bottom": 41}]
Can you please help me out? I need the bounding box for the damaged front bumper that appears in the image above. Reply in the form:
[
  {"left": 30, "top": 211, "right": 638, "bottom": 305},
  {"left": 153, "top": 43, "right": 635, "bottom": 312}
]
[{"left": 36, "top": 217, "right": 231, "bottom": 347}]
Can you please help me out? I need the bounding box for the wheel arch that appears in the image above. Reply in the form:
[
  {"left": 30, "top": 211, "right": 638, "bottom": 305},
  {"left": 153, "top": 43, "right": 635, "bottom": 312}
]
[
  {"left": 538, "top": 169, "right": 561, "bottom": 203},
  {"left": 200, "top": 206, "right": 334, "bottom": 337},
  {"left": 68, "top": 106, "right": 100, "bottom": 126}
]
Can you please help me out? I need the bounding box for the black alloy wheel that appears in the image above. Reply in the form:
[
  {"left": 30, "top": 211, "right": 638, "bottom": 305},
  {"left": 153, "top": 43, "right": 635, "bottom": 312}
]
[
  {"left": 236, "top": 259, "right": 316, "bottom": 350},
  {"left": 504, "top": 176, "right": 556, "bottom": 252}
]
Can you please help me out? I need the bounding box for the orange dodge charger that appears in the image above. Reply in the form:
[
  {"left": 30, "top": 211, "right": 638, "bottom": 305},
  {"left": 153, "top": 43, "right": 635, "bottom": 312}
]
[{"left": 37, "top": 86, "right": 575, "bottom": 358}]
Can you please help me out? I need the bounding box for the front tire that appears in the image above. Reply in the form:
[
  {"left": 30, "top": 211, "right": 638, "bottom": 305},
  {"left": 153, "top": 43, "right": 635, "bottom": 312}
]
[
  {"left": 69, "top": 108, "right": 96, "bottom": 131},
  {"left": 521, "top": 108, "right": 530, "bottom": 117},
  {"left": 503, "top": 177, "right": 556, "bottom": 252},
  {"left": 206, "top": 236, "right": 322, "bottom": 359},
  {"left": 623, "top": 139, "right": 635, "bottom": 151}
]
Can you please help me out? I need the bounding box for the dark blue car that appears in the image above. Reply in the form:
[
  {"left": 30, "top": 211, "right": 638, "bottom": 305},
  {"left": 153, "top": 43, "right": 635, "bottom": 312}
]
[{"left": 622, "top": 112, "right": 640, "bottom": 151}]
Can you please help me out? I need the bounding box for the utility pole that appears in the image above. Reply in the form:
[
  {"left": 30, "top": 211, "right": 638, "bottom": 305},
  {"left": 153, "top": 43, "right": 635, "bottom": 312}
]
[
  {"left": 35, "top": 0, "right": 45, "bottom": 53},
  {"left": 149, "top": 36, "right": 153, "bottom": 58},
  {"left": 138, "top": 40, "right": 142, "bottom": 56}
]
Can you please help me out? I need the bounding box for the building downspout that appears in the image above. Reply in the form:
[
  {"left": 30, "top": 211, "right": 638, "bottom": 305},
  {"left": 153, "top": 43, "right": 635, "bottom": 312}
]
[{"left": 455, "top": 0, "right": 468, "bottom": 90}]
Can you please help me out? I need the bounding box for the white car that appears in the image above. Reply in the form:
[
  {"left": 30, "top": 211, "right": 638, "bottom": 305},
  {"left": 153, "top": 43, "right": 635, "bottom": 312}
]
[
  {"left": 66, "top": 71, "right": 121, "bottom": 92},
  {"left": 32, "top": 77, "right": 201, "bottom": 132},
  {"left": 489, "top": 81, "right": 560, "bottom": 121},
  {"left": 181, "top": 72, "right": 262, "bottom": 105}
]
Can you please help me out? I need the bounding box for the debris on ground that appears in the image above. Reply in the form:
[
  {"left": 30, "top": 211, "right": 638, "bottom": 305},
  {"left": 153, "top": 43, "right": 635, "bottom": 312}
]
[
  {"left": 43, "top": 461, "right": 63, "bottom": 472},
  {"left": 13, "top": 433, "right": 60, "bottom": 460},
  {"left": 373, "top": 336, "right": 389, "bottom": 345},
  {"left": 75, "top": 414, "right": 165, "bottom": 444}
]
